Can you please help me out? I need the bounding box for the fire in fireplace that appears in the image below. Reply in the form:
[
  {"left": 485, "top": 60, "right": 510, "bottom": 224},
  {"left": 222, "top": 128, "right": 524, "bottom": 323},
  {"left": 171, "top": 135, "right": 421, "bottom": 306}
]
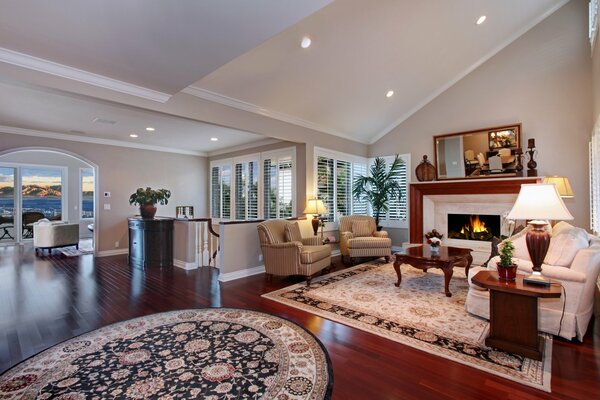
[{"left": 447, "top": 214, "right": 501, "bottom": 242}]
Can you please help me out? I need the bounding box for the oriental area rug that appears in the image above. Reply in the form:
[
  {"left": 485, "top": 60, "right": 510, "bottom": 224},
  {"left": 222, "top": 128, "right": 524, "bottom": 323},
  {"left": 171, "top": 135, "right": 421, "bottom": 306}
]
[
  {"left": 263, "top": 261, "right": 552, "bottom": 392},
  {"left": 0, "top": 309, "right": 333, "bottom": 399}
]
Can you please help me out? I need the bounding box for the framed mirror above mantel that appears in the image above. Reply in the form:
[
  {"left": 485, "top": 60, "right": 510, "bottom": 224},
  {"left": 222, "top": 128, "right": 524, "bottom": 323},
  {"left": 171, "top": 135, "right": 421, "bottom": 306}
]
[{"left": 433, "top": 123, "right": 522, "bottom": 180}]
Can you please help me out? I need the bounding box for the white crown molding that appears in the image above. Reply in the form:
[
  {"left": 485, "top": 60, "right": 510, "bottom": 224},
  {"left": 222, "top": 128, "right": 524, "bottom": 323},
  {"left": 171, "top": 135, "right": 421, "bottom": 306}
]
[
  {"left": 0, "top": 125, "right": 207, "bottom": 157},
  {"left": 368, "top": 0, "right": 570, "bottom": 145},
  {"left": 182, "top": 86, "right": 369, "bottom": 144},
  {"left": 0, "top": 47, "right": 171, "bottom": 103}
]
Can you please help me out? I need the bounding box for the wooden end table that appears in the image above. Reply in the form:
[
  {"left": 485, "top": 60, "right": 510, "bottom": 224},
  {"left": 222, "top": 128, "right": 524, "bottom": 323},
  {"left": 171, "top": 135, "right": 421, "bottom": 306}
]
[
  {"left": 393, "top": 245, "right": 473, "bottom": 297},
  {"left": 471, "top": 270, "right": 562, "bottom": 361}
]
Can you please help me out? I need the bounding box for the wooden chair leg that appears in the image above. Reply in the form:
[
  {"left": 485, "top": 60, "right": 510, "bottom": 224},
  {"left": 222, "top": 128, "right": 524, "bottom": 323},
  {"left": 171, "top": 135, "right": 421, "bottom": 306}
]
[{"left": 385, "top": 256, "right": 390, "bottom": 263}]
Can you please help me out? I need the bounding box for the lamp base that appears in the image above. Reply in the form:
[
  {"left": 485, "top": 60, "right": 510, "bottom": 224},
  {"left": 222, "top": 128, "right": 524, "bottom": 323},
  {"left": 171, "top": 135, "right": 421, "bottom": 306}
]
[
  {"left": 311, "top": 216, "right": 319, "bottom": 236},
  {"left": 523, "top": 272, "right": 551, "bottom": 286}
]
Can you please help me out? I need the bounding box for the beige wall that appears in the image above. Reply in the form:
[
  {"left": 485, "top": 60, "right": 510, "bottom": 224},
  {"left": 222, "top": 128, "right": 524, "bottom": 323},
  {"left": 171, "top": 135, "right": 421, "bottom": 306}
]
[
  {"left": 370, "top": 1, "right": 592, "bottom": 228},
  {"left": 0, "top": 131, "right": 208, "bottom": 253}
]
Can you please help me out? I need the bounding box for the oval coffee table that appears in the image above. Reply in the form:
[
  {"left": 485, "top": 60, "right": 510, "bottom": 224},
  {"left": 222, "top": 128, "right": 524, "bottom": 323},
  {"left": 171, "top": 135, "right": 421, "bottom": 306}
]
[{"left": 393, "top": 245, "right": 473, "bottom": 297}]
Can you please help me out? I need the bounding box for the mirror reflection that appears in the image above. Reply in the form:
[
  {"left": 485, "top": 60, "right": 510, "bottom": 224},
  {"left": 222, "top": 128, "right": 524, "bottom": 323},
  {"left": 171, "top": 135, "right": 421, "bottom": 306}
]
[{"left": 434, "top": 124, "right": 521, "bottom": 180}]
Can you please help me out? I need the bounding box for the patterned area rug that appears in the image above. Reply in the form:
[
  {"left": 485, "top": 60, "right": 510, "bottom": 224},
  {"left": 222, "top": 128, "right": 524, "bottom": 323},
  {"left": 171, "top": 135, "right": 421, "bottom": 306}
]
[
  {"left": 0, "top": 309, "right": 333, "bottom": 399},
  {"left": 60, "top": 247, "right": 94, "bottom": 257},
  {"left": 263, "top": 261, "right": 552, "bottom": 392}
]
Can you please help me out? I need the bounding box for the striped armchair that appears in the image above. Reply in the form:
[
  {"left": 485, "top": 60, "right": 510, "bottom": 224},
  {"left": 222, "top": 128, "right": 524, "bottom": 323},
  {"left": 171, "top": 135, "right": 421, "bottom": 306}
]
[
  {"left": 339, "top": 216, "right": 392, "bottom": 264},
  {"left": 257, "top": 219, "right": 331, "bottom": 285}
]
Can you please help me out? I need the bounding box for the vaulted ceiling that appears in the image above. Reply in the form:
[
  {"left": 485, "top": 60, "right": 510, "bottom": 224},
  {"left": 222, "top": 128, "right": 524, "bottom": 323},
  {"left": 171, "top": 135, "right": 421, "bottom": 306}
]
[{"left": 0, "top": 0, "right": 567, "bottom": 152}]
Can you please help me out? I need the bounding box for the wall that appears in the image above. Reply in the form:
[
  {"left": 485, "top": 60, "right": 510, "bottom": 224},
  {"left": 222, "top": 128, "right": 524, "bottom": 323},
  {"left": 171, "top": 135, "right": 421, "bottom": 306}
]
[
  {"left": 0, "top": 131, "right": 208, "bottom": 253},
  {"left": 370, "top": 0, "right": 592, "bottom": 228},
  {"left": 0, "top": 150, "right": 93, "bottom": 238}
]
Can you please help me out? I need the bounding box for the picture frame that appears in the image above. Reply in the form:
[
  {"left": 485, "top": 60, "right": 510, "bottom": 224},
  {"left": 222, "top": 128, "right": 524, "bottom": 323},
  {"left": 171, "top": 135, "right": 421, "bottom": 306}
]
[{"left": 488, "top": 125, "right": 520, "bottom": 150}]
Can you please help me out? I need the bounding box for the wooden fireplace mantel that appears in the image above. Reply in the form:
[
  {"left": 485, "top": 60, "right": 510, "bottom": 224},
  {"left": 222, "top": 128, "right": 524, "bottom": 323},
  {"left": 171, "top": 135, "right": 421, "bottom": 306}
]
[{"left": 409, "top": 177, "right": 540, "bottom": 243}]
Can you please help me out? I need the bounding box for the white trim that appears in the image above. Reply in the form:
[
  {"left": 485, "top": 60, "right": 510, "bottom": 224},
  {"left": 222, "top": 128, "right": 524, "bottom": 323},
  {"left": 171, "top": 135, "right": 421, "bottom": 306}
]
[
  {"left": 218, "top": 265, "right": 265, "bottom": 282},
  {"left": 368, "top": 0, "right": 570, "bottom": 144},
  {"left": 183, "top": 86, "right": 368, "bottom": 144},
  {"left": 0, "top": 125, "right": 206, "bottom": 156},
  {"left": 0, "top": 47, "right": 171, "bottom": 103},
  {"left": 96, "top": 248, "right": 128, "bottom": 257},
  {"left": 174, "top": 259, "right": 199, "bottom": 270}
]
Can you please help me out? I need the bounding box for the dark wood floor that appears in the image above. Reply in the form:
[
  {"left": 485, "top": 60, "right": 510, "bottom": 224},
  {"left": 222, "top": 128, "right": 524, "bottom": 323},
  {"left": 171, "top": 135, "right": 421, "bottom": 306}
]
[{"left": 0, "top": 245, "right": 597, "bottom": 399}]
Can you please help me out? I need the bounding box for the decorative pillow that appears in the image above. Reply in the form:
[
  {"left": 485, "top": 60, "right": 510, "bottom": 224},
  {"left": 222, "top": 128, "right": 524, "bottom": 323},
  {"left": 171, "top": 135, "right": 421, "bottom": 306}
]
[
  {"left": 284, "top": 222, "right": 303, "bottom": 242},
  {"left": 544, "top": 225, "right": 589, "bottom": 267},
  {"left": 352, "top": 220, "right": 373, "bottom": 237},
  {"left": 503, "top": 225, "right": 532, "bottom": 261}
]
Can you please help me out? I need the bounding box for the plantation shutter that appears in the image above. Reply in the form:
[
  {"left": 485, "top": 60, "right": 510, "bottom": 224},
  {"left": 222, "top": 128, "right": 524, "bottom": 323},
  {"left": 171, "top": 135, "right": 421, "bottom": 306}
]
[
  {"left": 221, "top": 165, "right": 231, "bottom": 219},
  {"left": 336, "top": 160, "right": 352, "bottom": 218},
  {"left": 234, "top": 162, "right": 246, "bottom": 220},
  {"left": 248, "top": 161, "right": 259, "bottom": 220},
  {"left": 384, "top": 155, "right": 408, "bottom": 221},
  {"left": 263, "top": 159, "right": 277, "bottom": 219},
  {"left": 352, "top": 162, "right": 368, "bottom": 215},
  {"left": 211, "top": 166, "right": 221, "bottom": 218},
  {"left": 278, "top": 158, "right": 293, "bottom": 218},
  {"left": 317, "top": 156, "right": 335, "bottom": 222}
]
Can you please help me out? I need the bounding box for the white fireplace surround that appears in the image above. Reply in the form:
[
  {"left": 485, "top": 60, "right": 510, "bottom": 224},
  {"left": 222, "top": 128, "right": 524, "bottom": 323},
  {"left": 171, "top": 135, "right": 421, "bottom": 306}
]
[{"left": 422, "top": 193, "right": 518, "bottom": 265}]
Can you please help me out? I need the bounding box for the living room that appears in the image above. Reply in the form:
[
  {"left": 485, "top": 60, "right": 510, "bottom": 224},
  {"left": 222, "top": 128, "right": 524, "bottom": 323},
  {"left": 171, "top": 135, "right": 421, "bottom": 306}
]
[{"left": 0, "top": 1, "right": 598, "bottom": 399}]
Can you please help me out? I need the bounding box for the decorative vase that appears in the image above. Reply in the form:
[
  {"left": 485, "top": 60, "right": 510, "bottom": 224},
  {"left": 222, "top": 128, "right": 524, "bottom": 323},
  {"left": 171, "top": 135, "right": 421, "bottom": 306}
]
[
  {"left": 140, "top": 203, "right": 157, "bottom": 219},
  {"left": 415, "top": 155, "right": 437, "bottom": 181},
  {"left": 497, "top": 262, "right": 517, "bottom": 281}
]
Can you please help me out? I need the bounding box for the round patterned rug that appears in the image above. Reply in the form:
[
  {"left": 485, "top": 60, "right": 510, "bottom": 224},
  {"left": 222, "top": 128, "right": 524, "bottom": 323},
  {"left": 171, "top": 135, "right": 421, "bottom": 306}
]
[{"left": 0, "top": 308, "right": 333, "bottom": 399}]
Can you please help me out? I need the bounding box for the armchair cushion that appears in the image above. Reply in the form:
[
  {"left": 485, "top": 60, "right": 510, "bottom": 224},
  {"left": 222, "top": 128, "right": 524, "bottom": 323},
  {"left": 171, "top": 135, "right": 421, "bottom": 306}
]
[
  {"left": 285, "top": 222, "right": 303, "bottom": 242},
  {"left": 300, "top": 245, "right": 331, "bottom": 264},
  {"left": 352, "top": 220, "right": 373, "bottom": 237},
  {"left": 348, "top": 236, "right": 392, "bottom": 249}
]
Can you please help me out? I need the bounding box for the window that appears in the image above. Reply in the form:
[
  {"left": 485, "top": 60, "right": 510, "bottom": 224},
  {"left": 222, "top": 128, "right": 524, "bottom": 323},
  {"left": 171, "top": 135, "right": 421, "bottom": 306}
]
[
  {"left": 80, "top": 168, "right": 94, "bottom": 219},
  {"left": 314, "top": 149, "right": 410, "bottom": 228},
  {"left": 591, "top": 0, "right": 599, "bottom": 48},
  {"left": 591, "top": 120, "right": 600, "bottom": 235},
  {"left": 210, "top": 147, "right": 295, "bottom": 220},
  {"left": 315, "top": 148, "right": 368, "bottom": 223},
  {"left": 263, "top": 150, "right": 295, "bottom": 219}
]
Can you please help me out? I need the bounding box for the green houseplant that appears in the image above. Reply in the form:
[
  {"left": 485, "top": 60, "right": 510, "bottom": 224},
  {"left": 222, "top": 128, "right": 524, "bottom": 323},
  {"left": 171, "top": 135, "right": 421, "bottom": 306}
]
[
  {"left": 352, "top": 155, "right": 404, "bottom": 228},
  {"left": 129, "top": 187, "right": 171, "bottom": 219},
  {"left": 497, "top": 239, "right": 517, "bottom": 281}
]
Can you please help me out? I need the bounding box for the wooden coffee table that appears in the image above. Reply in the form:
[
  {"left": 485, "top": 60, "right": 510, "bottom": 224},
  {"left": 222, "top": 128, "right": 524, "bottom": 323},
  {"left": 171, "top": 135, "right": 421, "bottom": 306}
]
[
  {"left": 471, "top": 270, "right": 562, "bottom": 360},
  {"left": 393, "top": 245, "right": 473, "bottom": 297}
]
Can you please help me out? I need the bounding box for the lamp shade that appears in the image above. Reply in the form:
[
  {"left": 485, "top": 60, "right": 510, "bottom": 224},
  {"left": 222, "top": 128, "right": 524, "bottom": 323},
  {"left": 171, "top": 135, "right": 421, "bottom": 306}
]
[
  {"left": 506, "top": 183, "right": 573, "bottom": 221},
  {"left": 542, "top": 176, "right": 574, "bottom": 198},
  {"left": 303, "top": 199, "right": 327, "bottom": 214}
]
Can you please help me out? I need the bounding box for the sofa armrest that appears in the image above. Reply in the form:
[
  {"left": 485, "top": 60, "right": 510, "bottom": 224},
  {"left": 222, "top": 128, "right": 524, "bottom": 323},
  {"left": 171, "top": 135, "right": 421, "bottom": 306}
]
[
  {"left": 373, "top": 230, "right": 388, "bottom": 238},
  {"left": 261, "top": 242, "right": 302, "bottom": 276},
  {"left": 302, "top": 236, "right": 322, "bottom": 246}
]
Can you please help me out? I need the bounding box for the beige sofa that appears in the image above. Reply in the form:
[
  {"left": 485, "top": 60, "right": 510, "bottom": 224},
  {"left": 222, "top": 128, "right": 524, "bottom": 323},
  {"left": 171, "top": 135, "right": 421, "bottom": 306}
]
[
  {"left": 339, "top": 216, "right": 392, "bottom": 264},
  {"left": 466, "top": 222, "right": 600, "bottom": 341},
  {"left": 33, "top": 220, "right": 80, "bottom": 255},
  {"left": 257, "top": 219, "right": 331, "bottom": 285}
]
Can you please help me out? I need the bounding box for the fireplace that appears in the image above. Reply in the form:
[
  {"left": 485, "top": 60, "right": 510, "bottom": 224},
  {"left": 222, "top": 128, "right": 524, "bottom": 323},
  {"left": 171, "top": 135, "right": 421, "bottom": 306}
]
[{"left": 447, "top": 214, "right": 501, "bottom": 242}]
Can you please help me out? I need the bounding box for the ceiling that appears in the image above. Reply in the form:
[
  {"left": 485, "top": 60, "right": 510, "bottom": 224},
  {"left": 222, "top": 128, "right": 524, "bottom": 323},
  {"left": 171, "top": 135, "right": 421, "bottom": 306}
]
[{"left": 0, "top": 0, "right": 567, "bottom": 150}]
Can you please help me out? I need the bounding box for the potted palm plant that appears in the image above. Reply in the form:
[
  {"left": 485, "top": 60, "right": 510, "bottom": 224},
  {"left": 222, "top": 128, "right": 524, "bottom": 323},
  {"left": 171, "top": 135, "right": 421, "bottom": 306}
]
[
  {"left": 129, "top": 187, "right": 171, "bottom": 219},
  {"left": 497, "top": 239, "right": 517, "bottom": 281},
  {"left": 352, "top": 155, "right": 404, "bottom": 229}
]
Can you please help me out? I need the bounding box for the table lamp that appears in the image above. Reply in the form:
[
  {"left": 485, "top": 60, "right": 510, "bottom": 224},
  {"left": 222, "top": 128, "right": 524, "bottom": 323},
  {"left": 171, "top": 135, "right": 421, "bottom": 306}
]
[
  {"left": 303, "top": 199, "right": 327, "bottom": 236},
  {"left": 542, "top": 176, "right": 574, "bottom": 198},
  {"left": 506, "top": 183, "right": 573, "bottom": 285}
]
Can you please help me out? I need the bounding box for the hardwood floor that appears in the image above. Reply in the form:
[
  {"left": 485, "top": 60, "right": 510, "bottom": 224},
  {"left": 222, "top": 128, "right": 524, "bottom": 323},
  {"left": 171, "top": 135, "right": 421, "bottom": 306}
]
[{"left": 0, "top": 245, "right": 597, "bottom": 399}]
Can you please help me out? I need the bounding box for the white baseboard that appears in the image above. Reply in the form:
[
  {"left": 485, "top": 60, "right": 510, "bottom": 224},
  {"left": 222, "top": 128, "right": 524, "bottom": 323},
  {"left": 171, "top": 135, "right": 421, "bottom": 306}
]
[
  {"left": 96, "top": 249, "right": 128, "bottom": 257},
  {"left": 174, "top": 259, "right": 198, "bottom": 270},
  {"left": 218, "top": 265, "right": 265, "bottom": 283}
]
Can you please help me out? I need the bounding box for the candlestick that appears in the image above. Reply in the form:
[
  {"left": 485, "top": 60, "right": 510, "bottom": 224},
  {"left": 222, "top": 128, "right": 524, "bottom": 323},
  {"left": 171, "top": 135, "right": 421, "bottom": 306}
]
[{"left": 528, "top": 138, "right": 535, "bottom": 149}]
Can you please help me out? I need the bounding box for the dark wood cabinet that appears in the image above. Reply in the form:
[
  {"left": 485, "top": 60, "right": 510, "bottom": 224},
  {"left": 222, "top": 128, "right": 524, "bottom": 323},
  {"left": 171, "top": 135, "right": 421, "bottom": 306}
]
[{"left": 128, "top": 217, "right": 174, "bottom": 268}]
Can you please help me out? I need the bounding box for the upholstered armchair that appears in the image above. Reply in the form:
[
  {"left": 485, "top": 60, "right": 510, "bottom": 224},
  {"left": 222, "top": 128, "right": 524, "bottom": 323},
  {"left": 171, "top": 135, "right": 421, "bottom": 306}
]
[
  {"left": 33, "top": 219, "right": 80, "bottom": 255},
  {"left": 257, "top": 219, "right": 331, "bottom": 285},
  {"left": 339, "top": 216, "right": 392, "bottom": 264},
  {"left": 466, "top": 222, "right": 600, "bottom": 341}
]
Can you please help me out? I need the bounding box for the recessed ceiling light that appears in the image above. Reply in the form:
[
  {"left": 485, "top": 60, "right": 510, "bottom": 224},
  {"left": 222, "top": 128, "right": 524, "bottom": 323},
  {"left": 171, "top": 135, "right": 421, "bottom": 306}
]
[
  {"left": 145, "top": 127, "right": 155, "bottom": 132},
  {"left": 129, "top": 134, "right": 138, "bottom": 138},
  {"left": 386, "top": 90, "right": 394, "bottom": 98},
  {"left": 476, "top": 15, "right": 486, "bottom": 25},
  {"left": 210, "top": 137, "right": 219, "bottom": 142},
  {"left": 300, "top": 37, "right": 312, "bottom": 49}
]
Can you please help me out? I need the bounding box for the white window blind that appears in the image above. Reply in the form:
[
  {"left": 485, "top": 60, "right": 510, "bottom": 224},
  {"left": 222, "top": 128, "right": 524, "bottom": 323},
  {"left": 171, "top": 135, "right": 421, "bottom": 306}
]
[
  {"left": 221, "top": 165, "right": 231, "bottom": 219},
  {"left": 235, "top": 162, "right": 246, "bottom": 220},
  {"left": 248, "top": 161, "right": 259, "bottom": 219},
  {"left": 591, "top": 121, "right": 600, "bottom": 235},
  {"left": 378, "top": 154, "right": 410, "bottom": 228},
  {"left": 211, "top": 166, "right": 221, "bottom": 218},
  {"left": 315, "top": 148, "right": 368, "bottom": 222},
  {"left": 591, "top": 0, "right": 599, "bottom": 48},
  {"left": 263, "top": 150, "right": 295, "bottom": 219},
  {"left": 234, "top": 159, "right": 259, "bottom": 220}
]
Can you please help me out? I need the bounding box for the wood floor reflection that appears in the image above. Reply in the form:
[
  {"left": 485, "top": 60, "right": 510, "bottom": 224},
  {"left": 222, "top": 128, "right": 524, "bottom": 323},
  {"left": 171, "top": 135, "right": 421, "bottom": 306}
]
[{"left": 0, "top": 245, "right": 598, "bottom": 399}]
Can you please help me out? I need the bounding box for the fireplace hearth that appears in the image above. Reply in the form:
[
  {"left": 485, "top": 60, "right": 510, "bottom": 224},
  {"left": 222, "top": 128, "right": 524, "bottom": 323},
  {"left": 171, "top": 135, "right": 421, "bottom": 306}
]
[{"left": 448, "top": 214, "right": 500, "bottom": 242}]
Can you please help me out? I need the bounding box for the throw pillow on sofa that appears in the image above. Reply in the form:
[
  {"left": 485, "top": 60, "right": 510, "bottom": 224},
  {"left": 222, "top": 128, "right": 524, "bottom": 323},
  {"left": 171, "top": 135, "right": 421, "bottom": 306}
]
[
  {"left": 284, "top": 222, "right": 303, "bottom": 242},
  {"left": 544, "top": 223, "right": 589, "bottom": 267}
]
